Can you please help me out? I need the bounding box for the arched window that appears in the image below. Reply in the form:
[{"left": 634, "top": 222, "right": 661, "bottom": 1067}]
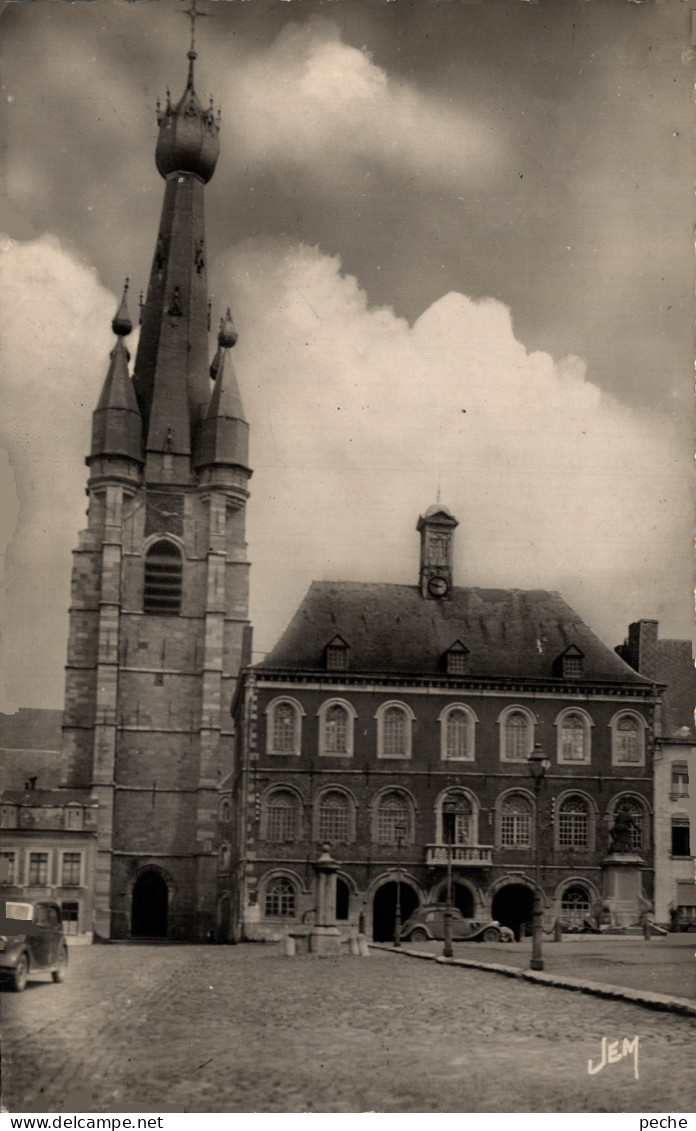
[
  {"left": 264, "top": 877, "right": 296, "bottom": 918},
  {"left": 143, "top": 540, "right": 183, "bottom": 615},
  {"left": 439, "top": 791, "right": 475, "bottom": 845},
  {"left": 218, "top": 797, "right": 231, "bottom": 823},
  {"left": 376, "top": 702, "right": 414, "bottom": 760},
  {"left": 612, "top": 795, "right": 648, "bottom": 852},
  {"left": 439, "top": 705, "right": 476, "bottom": 762},
  {"left": 561, "top": 884, "right": 591, "bottom": 928},
  {"left": 265, "top": 790, "right": 300, "bottom": 843},
  {"left": 499, "top": 793, "right": 533, "bottom": 848},
  {"left": 317, "top": 700, "right": 356, "bottom": 758},
  {"left": 317, "top": 790, "right": 351, "bottom": 844},
  {"left": 218, "top": 843, "right": 231, "bottom": 872},
  {"left": 559, "top": 712, "right": 589, "bottom": 763},
  {"left": 266, "top": 699, "right": 302, "bottom": 756},
  {"left": 375, "top": 791, "right": 411, "bottom": 844},
  {"left": 558, "top": 795, "right": 591, "bottom": 849},
  {"left": 611, "top": 712, "right": 645, "bottom": 766},
  {"left": 499, "top": 707, "right": 534, "bottom": 762}
]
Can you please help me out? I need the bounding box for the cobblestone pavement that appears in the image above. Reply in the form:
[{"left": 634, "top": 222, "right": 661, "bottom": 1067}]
[
  {"left": 405, "top": 933, "right": 696, "bottom": 999},
  {"left": 3, "top": 943, "right": 695, "bottom": 1114}
]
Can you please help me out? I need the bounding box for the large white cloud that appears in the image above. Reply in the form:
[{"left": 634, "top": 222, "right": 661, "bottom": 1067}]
[{"left": 0, "top": 232, "right": 691, "bottom": 708}]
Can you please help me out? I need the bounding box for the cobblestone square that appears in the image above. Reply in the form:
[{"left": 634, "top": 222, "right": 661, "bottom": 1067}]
[{"left": 3, "top": 943, "right": 695, "bottom": 1113}]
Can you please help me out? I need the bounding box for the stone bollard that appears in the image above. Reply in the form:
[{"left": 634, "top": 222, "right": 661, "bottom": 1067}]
[
  {"left": 349, "top": 934, "right": 360, "bottom": 956},
  {"left": 553, "top": 919, "right": 563, "bottom": 943},
  {"left": 284, "top": 935, "right": 296, "bottom": 957},
  {"left": 358, "top": 933, "right": 370, "bottom": 958}
]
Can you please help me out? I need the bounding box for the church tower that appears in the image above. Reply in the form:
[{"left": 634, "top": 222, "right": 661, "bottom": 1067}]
[{"left": 61, "top": 25, "right": 252, "bottom": 941}]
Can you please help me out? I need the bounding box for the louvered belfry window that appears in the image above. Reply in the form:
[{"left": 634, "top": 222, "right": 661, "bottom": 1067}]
[{"left": 144, "top": 540, "right": 183, "bottom": 615}]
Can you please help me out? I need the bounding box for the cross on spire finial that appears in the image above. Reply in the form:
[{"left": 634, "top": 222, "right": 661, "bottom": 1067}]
[{"left": 179, "top": 0, "right": 209, "bottom": 55}]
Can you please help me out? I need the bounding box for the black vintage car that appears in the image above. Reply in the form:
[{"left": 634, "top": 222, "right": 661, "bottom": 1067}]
[
  {"left": 400, "top": 904, "right": 514, "bottom": 943},
  {"left": 0, "top": 900, "right": 69, "bottom": 992}
]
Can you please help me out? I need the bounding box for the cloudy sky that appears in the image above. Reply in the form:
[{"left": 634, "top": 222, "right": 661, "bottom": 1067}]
[{"left": 0, "top": 0, "right": 693, "bottom": 711}]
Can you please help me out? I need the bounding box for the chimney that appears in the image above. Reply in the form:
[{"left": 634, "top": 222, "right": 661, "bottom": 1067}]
[{"left": 616, "top": 620, "right": 659, "bottom": 679}]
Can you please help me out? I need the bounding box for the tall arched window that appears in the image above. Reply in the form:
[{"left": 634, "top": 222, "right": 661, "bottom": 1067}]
[
  {"left": 266, "top": 699, "right": 302, "bottom": 756},
  {"left": 439, "top": 705, "right": 476, "bottom": 762},
  {"left": 375, "top": 791, "right": 411, "bottom": 844},
  {"left": 264, "top": 877, "right": 296, "bottom": 918},
  {"left": 439, "top": 791, "right": 474, "bottom": 845},
  {"left": 559, "top": 712, "right": 588, "bottom": 762},
  {"left": 376, "top": 702, "right": 414, "bottom": 760},
  {"left": 265, "top": 790, "right": 300, "bottom": 843},
  {"left": 499, "top": 708, "right": 534, "bottom": 762},
  {"left": 499, "top": 793, "right": 533, "bottom": 848},
  {"left": 143, "top": 540, "right": 183, "bottom": 615},
  {"left": 611, "top": 712, "right": 645, "bottom": 766},
  {"left": 317, "top": 790, "right": 350, "bottom": 844},
  {"left": 558, "top": 795, "right": 590, "bottom": 849}
]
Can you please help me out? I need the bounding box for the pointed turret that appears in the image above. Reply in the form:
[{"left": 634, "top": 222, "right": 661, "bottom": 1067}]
[
  {"left": 89, "top": 281, "right": 143, "bottom": 466},
  {"left": 195, "top": 309, "right": 250, "bottom": 474},
  {"left": 132, "top": 30, "right": 221, "bottom": 482}
]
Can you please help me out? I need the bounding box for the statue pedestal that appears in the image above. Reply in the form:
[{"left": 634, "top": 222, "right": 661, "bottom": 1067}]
[
  {"left": 308, "top": 924, "right": 343, "bottom": 955},
  {"left": 601, "top": 853, "right": 644, "bottom": 928}
]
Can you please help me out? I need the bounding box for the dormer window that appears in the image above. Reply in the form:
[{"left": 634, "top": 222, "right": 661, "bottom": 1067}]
[
  {"left": 444, "top": 641, "right": 469, "bottom": 676},
  {"left": 324, "top": 635, "right": 349, "bottom": 672},
  {"left": 554, "top": 645, "right": 585, "bottom": 680}
]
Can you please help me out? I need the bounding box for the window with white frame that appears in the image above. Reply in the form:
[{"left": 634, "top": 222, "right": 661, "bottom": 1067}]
[
  {"left": 64, "top": 806, "right": 84, "bottom": 831},
  {"left": 375, "top": 791, "right": 412, "bottom": 844},
  {"left": 265, "top": 876, "right": 296, "bottom": 918},
  {"left": 267, "top": 699, "right": 302, "bottom": 756},
  {"left": 440, "top": 792, "right": 474, "bottom": 845},
  {"left": 499, "top": 793, "right": 533, "bottom": 848},
  {"left": 557, "top": 795, "right": 591, "bottom": 849},
  {"left": 317, "top": 790, "right": 351, "bottom": 844},
  {"left": 557, "top": 710, "right": 591, "bottom": 764},
  {"left": 500, "top": 708, "right": 534, "bottom": 762},
  {"left": 671, "top": 762, "right": 689, "bottom": 799},
  {"left": 0, "top": 850, "right": 16, "bottom": 884},
  {"left": 318, "top": 700, "right": 355, "bottom": 758},
  {"left": 265, "top": 789, "right": 300, "bottom": 843},
  {"left": 612, "top": 712, "right": 645, "bottom": 766},
  {"left": 376, "top": 702, "right": 413, "bottom": 760},
  {"left": 61, "top": 901, "right": 80, "bottom": 935},
  {"left": 440, "top": 705, "right": 475, "bottom": 762},
  {"left": 28, "top": 852, "right": 49, "bottom": 885},
  {"left": 61, "top": 852, "right": 82, "bottom": 887}
]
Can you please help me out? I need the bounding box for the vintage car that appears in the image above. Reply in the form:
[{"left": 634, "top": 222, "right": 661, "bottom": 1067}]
[
  {"left": 0, "top": 899, "right": 68, "bottom": 992},
  {"left": 400, "top": 904, "right": 514, "bottom": 944}
]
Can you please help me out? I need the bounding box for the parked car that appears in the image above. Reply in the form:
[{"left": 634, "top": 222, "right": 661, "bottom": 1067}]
[
  {"left": 400, "top": 904, "right": 514, "bottom": 943},
  {"left": 0, "top": 900, "right": 68, "bottom": 992}
]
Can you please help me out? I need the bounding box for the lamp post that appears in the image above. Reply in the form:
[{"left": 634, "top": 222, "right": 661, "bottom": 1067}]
[
  {"left": 527, "top": 743, "right": 551, "bottom": 971},
  {"left": 442, "top": 799, "right": 458, "bottom": 959},
  {"left": 393, "top": 822, "right": 407, "bottom": 948}
]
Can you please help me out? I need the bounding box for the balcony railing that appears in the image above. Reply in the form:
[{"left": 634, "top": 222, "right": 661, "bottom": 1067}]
[{"left": 426, "top": 844, "right": 494, "bottom": 866}]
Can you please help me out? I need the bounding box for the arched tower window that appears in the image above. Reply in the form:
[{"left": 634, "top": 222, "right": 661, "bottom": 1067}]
[{"left": 143, "top": 540, "right": 183, "bottom": 615}]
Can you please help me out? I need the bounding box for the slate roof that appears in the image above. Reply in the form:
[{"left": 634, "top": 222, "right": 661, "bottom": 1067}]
[
  {"left": 655, "top": 640, "right": 695, "bottom": 739},
  {"left": 256, "top": 582, "right": 652, "bottom": 685}
]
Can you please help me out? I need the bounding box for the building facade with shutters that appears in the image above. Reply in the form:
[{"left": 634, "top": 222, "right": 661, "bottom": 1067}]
[
  {"left": 59, "top": 36, "right": 252, "bottom": 941},
  {"left": 228, "top": 506, "right": 659, "bottom": 943}
]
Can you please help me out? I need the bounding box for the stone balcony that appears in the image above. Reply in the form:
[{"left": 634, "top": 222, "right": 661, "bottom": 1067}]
[{"left": 425, "top": 844, "right": 494, "bottom": 867}]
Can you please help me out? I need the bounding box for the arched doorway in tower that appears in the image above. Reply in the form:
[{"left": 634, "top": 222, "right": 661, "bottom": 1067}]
[
  {"left": 336, "top": 878, "right": 350, "bottom": 922},
  {"left": 491, "top": 883, "right": 534, "bottom": 941},
  {"left": 131, "top": 870, "right": 169, "bottom": 938},
  {"left": 372, "top": 881, "right": 419, "bottom": 942},
  {"left": 437, "top": 882, "right": 474, "bottom": 917}
]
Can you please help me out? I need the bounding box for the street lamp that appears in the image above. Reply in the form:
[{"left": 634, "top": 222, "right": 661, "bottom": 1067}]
[
  {"left": 393, "top": 821, "right": 407, "bottom": 948},
  {"left": 442, "top": 799, "right": 459, "bottom": 959},
  {"left": 527, "top": 742, "right": 551, "bottom": 971}
]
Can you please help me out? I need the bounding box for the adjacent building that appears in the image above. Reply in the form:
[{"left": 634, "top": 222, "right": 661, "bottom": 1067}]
[
  {"left": 228, "top": 506, "right": 660, "bottom": 943},
  {"left": 58, "top": 36, "right": 252, "bottom": 941},
  {"left": 616, "top": 622, "right": 695, "bottom": 927}
]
